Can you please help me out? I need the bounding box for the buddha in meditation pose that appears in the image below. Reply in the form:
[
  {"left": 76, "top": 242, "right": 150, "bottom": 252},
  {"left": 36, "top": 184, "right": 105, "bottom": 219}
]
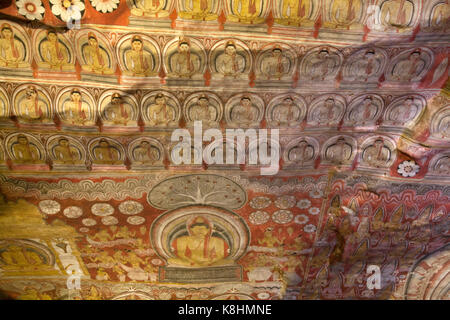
[
  {"left": 430, "top": 2, "right": 450, "bottom": 30},
  {"left": 12, "top": 135, "right": 42, "bottom": 164},
  {"left": 104, "top": 93, "right": 133, "bottom": 126},
  {"left": 288, "top": 140, "right": 314, "bottom": 164},
  {"left": 260, "top": 46, "right": 290, "bottom": 80},
  {"left": 392, "top": 50, "right": 426, "bottom": 82},
  {"left": 324, "top": 0, "right": 363, "bottom": 29},
  {"left": 168, "top": 216, "right": 231, "bottom": 267},
  {"left": 179, "top": 0, "right": 218, "bottom": 21},
  {"left": 216, "top": 41, "right": 245, "bottom": 78},
  {"left": 81, "top": 33, "right": 114, "bottom": 75},
  {"left": 0, "top": 23, "right": 29, "bottom": 68},
  {"left": 362, "top": 138, "right": 391, "bottom": 168},
  {"left": 230, "top": 96, "right": 259, "bottom": 126},
  {"left": 272, "top": 97, "right": 300, "bottom": 126},
  {"left": 169, "top": 38, "right": 201, "bottom": 78},
  {"left": 348, "top": 97, "right": 378, "bottom": 124},
  {"left": 124, "top": 35, "right": 154, "bottom": 77},
  {"left": 147, "top": 93, "right": 176, "bottom": 126},
  {"left": 20, "top": 86, "right": 46, "bottom": 121},
  {"left": 326, "top": 137, "right": 353, "bottom": 164},
  {"left": 189, "top": 94, "right": 217, "bottom": 126},
  {"left": 275, "top": 0, "right": 315, "bottom": 27},
  {"left": 93, "top": 139, "right": 122, "bottom": 165},
  {"left": 63, "top": 89, "right": 91, "bottom": 125},
  {"left": 228, "top": 0, "right": 265, "bottom": 24},
  {"left": 310, "top": 97, "right": 340, "bottom": 126},
  {"left": 130, "top": 0, "right": 169, "bottom": 17},
  {"left": 133, "top": 141, "right": 160, "bottom": 165},
  {"left": 53, "top": 138, "right": 81, "bottom": 165},
  {"left": 38, "top": 30, "right": 74, "bottom": 71},
  {"left": 380, "top": 0, "right": 414, "bottom": 31}
]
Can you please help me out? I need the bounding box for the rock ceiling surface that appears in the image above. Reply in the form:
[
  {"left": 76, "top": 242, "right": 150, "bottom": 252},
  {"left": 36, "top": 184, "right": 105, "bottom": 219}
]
[{"left": 0, "top": 0, "right": 448, "bottom": 300}]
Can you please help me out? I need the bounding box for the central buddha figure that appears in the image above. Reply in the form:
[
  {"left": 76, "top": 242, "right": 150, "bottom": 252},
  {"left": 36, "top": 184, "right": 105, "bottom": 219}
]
[{"left": 168, "top": 216, "right": 231, "bottom": 267}]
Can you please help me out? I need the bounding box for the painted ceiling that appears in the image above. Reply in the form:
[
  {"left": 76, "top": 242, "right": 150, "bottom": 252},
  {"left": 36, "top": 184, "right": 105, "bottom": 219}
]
[{"left": 0, "top": 0, "right": 448, "bottom": 300}]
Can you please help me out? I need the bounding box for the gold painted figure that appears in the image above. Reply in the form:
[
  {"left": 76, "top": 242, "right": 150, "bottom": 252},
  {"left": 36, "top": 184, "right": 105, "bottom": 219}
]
[
  {"left": 0, "top": 23, "right": 29, "bottom": 68},
  {"left": 169, "top": 216, "right": 230, "bottom": 267},
  {"left": 134, "top": 141, "right": 160, "bottom": 164},
  {"left": 104, "top": 93, "right": 133, "bottom": 126},
  {"left": 147, "top": 93, "right": 176, "bottom": 126},
  {"left": 324, "top": 0, "right": 363, "bottom": 29},
  {"left": 20, "top": 86, "right": 46, "bottom": 121},
  {"left": 93, "top": 139, "right": 122, "bottom": 165},
  {"left": 179, "top": 0, "right": 218, "bottom": 20},
  {"left": 124, "top": 35, "right": 154, "bottom": 77},
  {"left": 380, "top": 0, "right": 414, "bottom": 31},
  {"left": 53, "top": 138, "right": 81, "bottom": 165},
  {"left": 275, "top": 0, "right": 314, "bottom": 26},
  {"left": 228, "top": 0, "right": 265, "bottom": 24},
  {"left": 63, "top": 89, "right": 90, "bottom": 125},
  {"left": 38, "top": 30, "right": 74, "bottom": 71},
  {"left": 81, "top": 32, "right": 114, "bottom": 75},
  {"left": 130, "top": 0, "right": 169, "bottom": 17}
]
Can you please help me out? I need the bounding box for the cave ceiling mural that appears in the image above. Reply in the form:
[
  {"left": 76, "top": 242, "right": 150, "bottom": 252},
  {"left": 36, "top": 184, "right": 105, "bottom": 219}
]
[{"left": 0, "top": 0, "right": 448, "bottom": 300}]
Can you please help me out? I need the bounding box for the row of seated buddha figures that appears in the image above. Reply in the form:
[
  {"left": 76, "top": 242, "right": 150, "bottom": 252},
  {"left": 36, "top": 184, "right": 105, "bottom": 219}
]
[
  {"left": 1, "top": 131, "right": 449, "bottom": 175},
  {"left": 127, "top": 0, "right": 449, "bottom": 32},
  {"left": 0, "top": 22, "right": 438, "bottom": 86},
  {"left": 1, "top": 86, "right": 444, "bottom": 135}
]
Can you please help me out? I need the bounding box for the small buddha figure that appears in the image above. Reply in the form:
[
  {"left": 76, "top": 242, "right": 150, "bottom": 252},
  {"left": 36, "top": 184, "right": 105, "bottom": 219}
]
[
  {"left": 230, "top": 96, "right": 259, "bottom": 126},
  {"left": 380, "top": 0, "right": 414, "bottom": 31},
  {"left": 63, "top": 89, "right": 91, "bottom": 125},
  {"left": 326, "top": 137, "right": 353, "bottom": 164},
  {"left": 147, "top": 93, "right": 176, "bottom": 126},
  {"left": 349, "top": 50, "right": 382, "bottom": 82},
  {"left": 38, "top": 30, "right": 74, "bottom": 71},
  {"left": 12, "top": 135, "right": 41, "bottom": 164},
  {"left": 133, "top": 141, "right": 160, "bottom": 165},
  {"left": 93, "top": 139, "right": 121, "bottom": 165},
  {"left": 430, "top": 2, "right": 450, "bottom": 30},
  {"left": 228, "top": 0, "right": 265, "bottom": 24},
  {"left": 275, "top": 0, "right": 315, "bottom": 27},
  {"left": 392, "top": 50, "right": 426, "bottom": 82},
  {"left": 324, "top": 0, "right": 363, "bottom": 29},
  {"left": 257, "top": 227, "right": 285, "bottom": 247},
  {"left": 130, "top": 0, "right": 169, "bottom": 17},
  {"left": 124, "top": 35, "right": 154, "bottom": 77},
  {"left": 260, "top": 46, "right": 290, "bottom": 80},
  {"left": 362, "top": 138, "right": 391, "bottom": 168},
  {"left": 389, "top": 97, "right": 418, "bottom": 125},
  {"left": 0, "top": 23, "right": 29, "bottom": 68},
  {"left": 179, "top": 0, "right": 218, "bottom": 21},
  {"left": 53, "top": 138, "right": 81, "bottom": 165},
  {"left": 435, "top": 156, "right": 450, "bottom": 175},
  {"left": 19, "top": 86, "right": 46, "bottom": 121},
  {"left": 288, "top": 140, "right": 314, "bottom": 164},
  {"left": 272, "top": 97, "right": 300, "bottom": 126},
  {"left": 169, "top": 38, "right": 201, "bottom": 78},
  {"left": 311, "top": 97, "right": 340, "bottom": 126},
  {"left": 168, "top": 216, "right": 231, "bottom": 267},
  {"left": 189, "top": 94, "right": 217, "bottom": 126},
  {"left": 104, "top": 93, "right": 133, "bottom": 126},
  {"left": 216, "top": 41, "right": 245, "bottom": 78},
  {"left": 348, "top": 97, "right": 378, "bottom": 124},
  {"left": 306, "top": 49, "right": 339, "bottom": 81},
  {"left": 81, "top": 32, "right": 114, "bottom": 75}
]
